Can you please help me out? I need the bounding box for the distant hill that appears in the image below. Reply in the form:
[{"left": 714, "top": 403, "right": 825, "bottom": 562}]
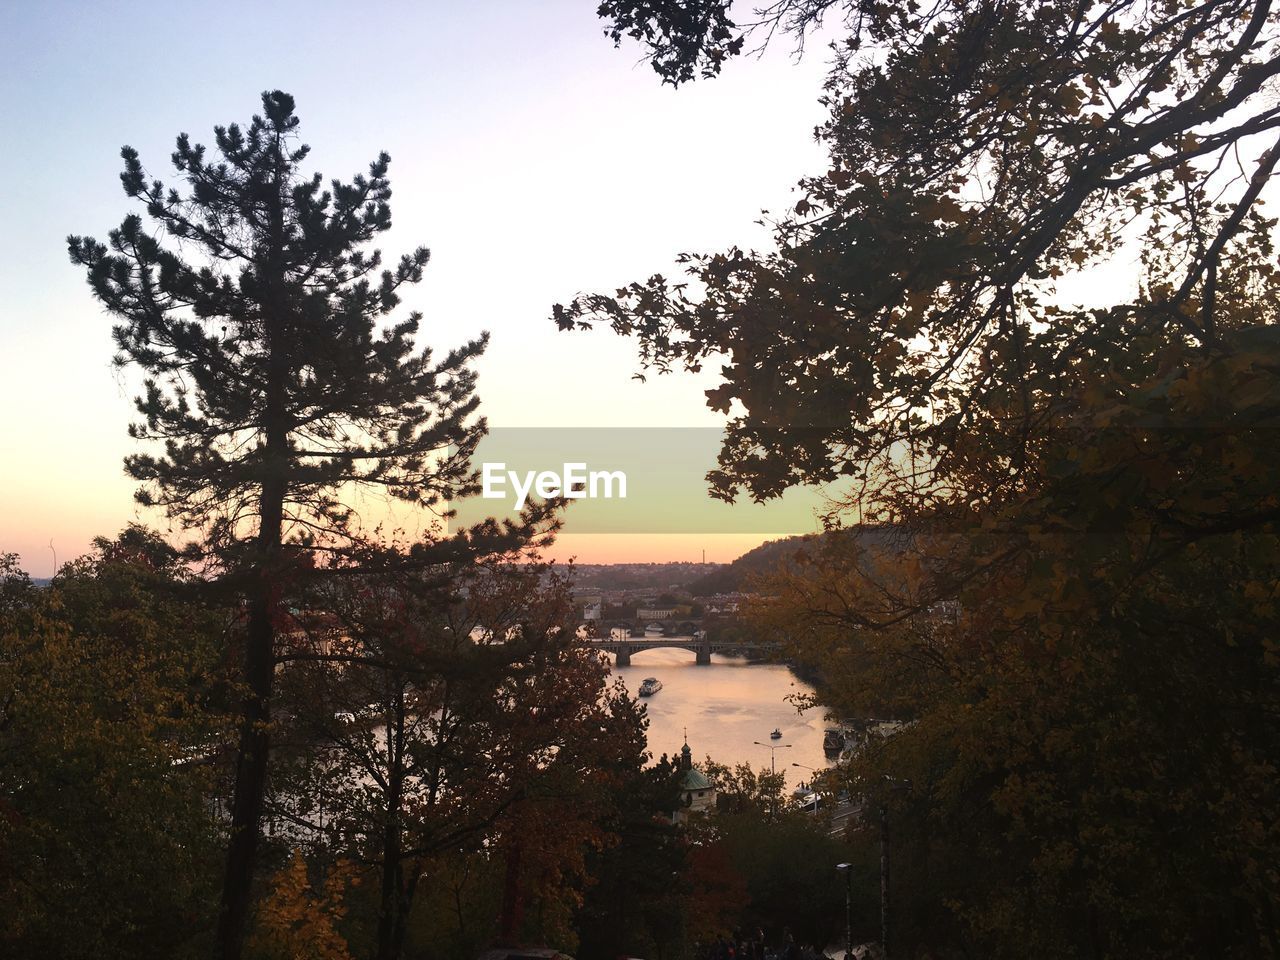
[
  {"left": 686, "top": 535, "right": 824, "bottom": 595},
  {"left": 569, "top": 562, "right": 725, "bottom": 592},
  {"left": 562, "top": 527, "right": 908, "bottom": 596},
  {"left": 687, "top": 525, "right": 907, "bottom": 595}
]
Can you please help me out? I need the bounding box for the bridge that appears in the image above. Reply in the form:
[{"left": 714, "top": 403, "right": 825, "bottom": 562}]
[{"left": 588, "top": 632, "right": 779, "bottom": 666}]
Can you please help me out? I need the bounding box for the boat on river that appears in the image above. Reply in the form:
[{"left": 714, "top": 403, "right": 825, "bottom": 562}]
[
  {"left": 637, "top": 677, "right": 663, "bottom": 697},
  {"left": 770, "top": 727, "right": 782, "bottom": 739},
  {"left": 823, "top": 727, "right": 844, "bottom": 753}
]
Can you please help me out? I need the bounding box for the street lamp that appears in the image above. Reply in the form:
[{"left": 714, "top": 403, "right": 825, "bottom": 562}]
[
  {"left": 792, "top": 761, "right": 820, "bottom": 796},
  {"left": 752, "top": 740, "right": 791, "bottom": 775},
  {"left": 753, "top": 741, "right": 791, "bottom": 821},
  {"left": 835, "top": 863, "right": 853, "bottom": 960}
]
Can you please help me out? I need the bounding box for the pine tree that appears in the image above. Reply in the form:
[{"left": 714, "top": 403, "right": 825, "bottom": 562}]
[{"left": 68, "top": 91, "right": 486, "bottom": 960}]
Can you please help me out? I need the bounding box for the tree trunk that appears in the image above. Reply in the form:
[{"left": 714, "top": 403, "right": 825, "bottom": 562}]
[
  {"left": 376, "top": 692, "right": 408, "bottom": 960},
  {"left": 214, "top": 564, "right": 279, "bottom": 959},
  {"left": 387, "top": 872, "right": 418, "bottom": 960},
  {"left": 376, "top": 783, "right": 404, "bottom": 960},
  {"left": 215, "top": 453, "right": 285, "bottom": 959},
  {"left": 375, "top": 834, "right": 404, "bottom": 960},
  {"left": 499, "top": 842, "right": 524, "bottom": 944},
  {"left": 215, "top": 176, "right": 290, "bottom": 956}
]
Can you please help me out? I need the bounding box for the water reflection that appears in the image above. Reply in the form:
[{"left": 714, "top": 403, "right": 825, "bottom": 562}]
[{"left": 608, "top": 647, "right": 830, "bottom": 789}]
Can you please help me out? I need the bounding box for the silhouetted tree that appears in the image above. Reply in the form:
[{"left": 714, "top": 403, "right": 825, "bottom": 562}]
[
  {"left": 68, "top": 90, "right": 486, "bottom": 960},
  {"left": 598, "top": 0, "right": 742, "bottom": 86},
  {"left": 580, "top": 4, "right": 1280, "bottom": 954},
  {"left": 574, "top": 753, "right": 700, "bottom": 959},
  {"left": 578, "top": 0, "right": 1280, "bottom": 512}
]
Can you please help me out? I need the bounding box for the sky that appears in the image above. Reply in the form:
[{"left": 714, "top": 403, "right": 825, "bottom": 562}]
[{"left": 0, "top": 0, "right": 839, "bottom": 577}]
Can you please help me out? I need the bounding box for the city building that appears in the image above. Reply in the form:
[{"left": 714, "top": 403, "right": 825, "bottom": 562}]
[{"left": 637, "top": 607, "right": 676, "bottom": 621}]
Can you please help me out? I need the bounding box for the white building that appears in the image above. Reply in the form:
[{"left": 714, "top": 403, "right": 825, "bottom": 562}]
[{"left": 637, "top": 607, "right": 676, "bottom": 621}]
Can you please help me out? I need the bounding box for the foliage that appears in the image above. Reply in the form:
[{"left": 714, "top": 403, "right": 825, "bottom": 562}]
[
  {"left": 584, "top": 4, "right": 1280, "bottom": 956},
  {"left": 397, "top": 850, "right": 505, "bottom": 960},
  {"left": 701, "top": 757, "right": 786, "bottom": 815},
  {"left": 266, "top": 557, "right": 646, "bottom": 960},
  {"left": 682, "top": 839, "right": 751, "bottom": 945},
  {"left": 572, "top": 0, "right": 1280, "bottom": 517},
  {"left": 0, "top": 553, "right": 35, "bottom": 627},
  {"left": 751, "top": 342, "right": 1280, "bottom": 956},
  {"left": 710, "top": 810, "right": 850, "bottom": 949},
  {"left": 597, "top": 0, "right": 742, "bottom": 86},
  {"left": 685, "top": 757, "right": 854, "bottom": 948},
  {"left": 68, "top": 90, "right": 484, "bottom": 545},
  {"left": 248, "top": 851, "right": 357, "bottom": 960},
  {"left": 686, "top": 534, "right": 818, "bottom": 596},
  {"left": 0, "top": 531, "right": 228, "bottom": 959},
  {"left": 575, "top": 753, "right": 696, "bottom": 960}
]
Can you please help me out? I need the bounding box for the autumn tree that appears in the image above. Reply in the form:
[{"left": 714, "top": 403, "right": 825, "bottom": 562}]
[
  {"left": 248, "top": 851, "right": 358, "bottom": 960},
  {"left": 598, "top": 0, "right": 743, "bottom": 86},
  {"left": 0, "top": 553, "right": 35, "bottom": 627},
  {"left": 573, "top": 753, "right": 695, "bottom": 960},
  {"left": 267, "top": 552, "right": 645, "bottom": 960},
  {"left": 629, "top": 754, "right": 852, "bottom": 950},
  {"left": 0, "top": 530, "right": 229, "bottom": 959},
  {"left": 68, "top": 91, "right": 486, "bottom": 959},
  {"left": 575, "top": 3, "right": 1280, "bottom": 955},
  {"left": 710, "top": 810, "right": 850, "bottom": 949},
  {"left": 486, "top": 655, "right": 648, "bottom": 953},
  {"left": 699, "top": 757, "right": 784, "bottom": 817},
  {"left": 749, "top": 354, "right": 1280, "bottom": 954}
]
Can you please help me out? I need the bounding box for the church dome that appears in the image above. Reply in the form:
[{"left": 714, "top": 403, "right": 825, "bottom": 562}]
[
  {"left": 679, "top": 740, "right": 712, "bottom": 790},
  {"left": 681, "top": 766, "right": 712, "bottom": 791}
]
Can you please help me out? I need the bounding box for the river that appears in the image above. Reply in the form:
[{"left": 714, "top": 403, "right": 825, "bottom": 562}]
[{"left": 608, "top": 647, "right": 832, "bottom": 789}]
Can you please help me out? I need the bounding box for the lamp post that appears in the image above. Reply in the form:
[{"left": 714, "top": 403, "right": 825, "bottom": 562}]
[
  {"left": 753, "top": 741, "right": 791, "bottom": 820},
  {"left": 835, "top": 862, "right": 853, "bottom": 960},
  {"left": 752, "top": 740, "right": 791, "bottom": 776}
]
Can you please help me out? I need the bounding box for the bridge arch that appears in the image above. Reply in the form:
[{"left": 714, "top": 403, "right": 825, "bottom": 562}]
[{"left": 591, "top": 635, "right": 712, "bottom": 667}]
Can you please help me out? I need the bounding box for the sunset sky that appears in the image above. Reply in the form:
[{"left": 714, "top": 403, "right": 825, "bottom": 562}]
[{"left": 0, "top": 0, "right": 841, "bottom": 576}]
